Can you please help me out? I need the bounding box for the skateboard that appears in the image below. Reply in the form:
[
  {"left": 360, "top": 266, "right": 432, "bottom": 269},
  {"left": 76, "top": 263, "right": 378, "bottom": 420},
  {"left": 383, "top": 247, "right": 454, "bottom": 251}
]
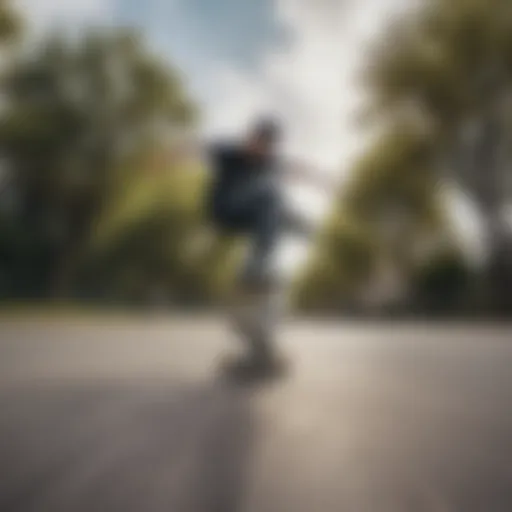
[
  {"left": 219, "top": 347, "right": 290, "bottom": 384},
  {"left": 221, "top": 304, "right": 290, "bottom": 383}
]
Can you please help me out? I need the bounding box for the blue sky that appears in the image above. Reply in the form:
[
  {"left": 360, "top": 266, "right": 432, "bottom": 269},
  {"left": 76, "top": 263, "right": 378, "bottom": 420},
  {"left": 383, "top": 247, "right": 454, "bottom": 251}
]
[
  {"left": 115, "top": 0, "right": 283, "bottom": 69},
  {"left": 111, "top": 0, "right": 286, "bottom": 117}
]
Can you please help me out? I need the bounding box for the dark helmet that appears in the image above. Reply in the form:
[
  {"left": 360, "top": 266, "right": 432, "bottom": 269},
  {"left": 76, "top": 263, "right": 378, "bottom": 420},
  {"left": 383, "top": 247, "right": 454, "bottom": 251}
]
[{"left": 252, "top": 117, "right": 282, "bottom": 144}]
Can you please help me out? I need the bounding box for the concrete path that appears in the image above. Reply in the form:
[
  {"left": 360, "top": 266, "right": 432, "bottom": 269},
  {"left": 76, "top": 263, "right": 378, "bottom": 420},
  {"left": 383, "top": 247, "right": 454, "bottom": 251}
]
[{"left": 1, "top": 318, "right": 512, "bottom": 512}]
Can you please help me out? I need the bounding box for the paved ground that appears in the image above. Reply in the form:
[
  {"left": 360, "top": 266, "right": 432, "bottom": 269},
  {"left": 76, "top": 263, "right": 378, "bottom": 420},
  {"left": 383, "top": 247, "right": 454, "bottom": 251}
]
[{"left": 1, "top": 317, "right": 512, "bottom": 512}]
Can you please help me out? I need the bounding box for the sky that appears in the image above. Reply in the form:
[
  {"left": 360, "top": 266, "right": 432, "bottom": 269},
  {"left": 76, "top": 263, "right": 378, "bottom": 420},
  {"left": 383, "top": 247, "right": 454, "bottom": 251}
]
[
  {"left": 13, "top": 0, "right": 485, "bottom": 271},
  {"left": 14, "top": 0, "right": 413, "bottom": 171}
]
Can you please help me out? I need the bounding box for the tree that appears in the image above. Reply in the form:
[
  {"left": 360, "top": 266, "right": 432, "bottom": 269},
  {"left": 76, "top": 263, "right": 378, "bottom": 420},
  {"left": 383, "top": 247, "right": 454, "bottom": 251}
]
[
  {"left": 344, "top": 122, "right": 447, "bottom": 287},
  {"left": 84, "top": 161, "right": 240, "bottom": 306},
  {"left": 0, "top": 1, "right": 22, "bottom": 45},
  {"left": 0, "top": 29, "right": 196, "bottom": 298},
  {"left": 295, "top": 120, "right": 451, "bottom": 313},
  {"left": 412, "top": 249, "right": 471, "bottom": 314},
  {"left": 364, "top": 0, "right": 512, "bottom": 311},
  {"left": 294, "top": 216, "right": 376, "bottom": 312}
]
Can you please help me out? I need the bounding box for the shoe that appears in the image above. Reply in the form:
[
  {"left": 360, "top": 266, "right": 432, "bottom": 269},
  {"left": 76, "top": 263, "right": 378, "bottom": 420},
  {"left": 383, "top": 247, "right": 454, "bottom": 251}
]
[
  {"left": 248, "top": 335, "right": 289, "bottom": 375},
  {"left": 220, "top": 350, "right": 289, "bottom": 383}
]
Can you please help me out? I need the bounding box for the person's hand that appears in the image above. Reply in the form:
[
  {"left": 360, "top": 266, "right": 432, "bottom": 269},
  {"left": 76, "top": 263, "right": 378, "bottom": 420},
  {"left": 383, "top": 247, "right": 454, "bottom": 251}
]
[{"left": 283, "top": 162, "right": 338, "bottom": 193}]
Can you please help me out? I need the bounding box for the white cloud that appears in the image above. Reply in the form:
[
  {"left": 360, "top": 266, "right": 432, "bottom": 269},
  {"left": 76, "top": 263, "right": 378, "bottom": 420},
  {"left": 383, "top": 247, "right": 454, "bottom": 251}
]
[{"left": 205, "top": 0, "right": 414, "bottom": 172}]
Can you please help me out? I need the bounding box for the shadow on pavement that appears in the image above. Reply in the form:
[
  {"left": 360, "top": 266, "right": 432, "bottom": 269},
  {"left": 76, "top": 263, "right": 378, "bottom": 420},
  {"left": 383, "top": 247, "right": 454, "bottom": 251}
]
[{"left": 0, "top": 378, "right": 258, "bottom": 512}]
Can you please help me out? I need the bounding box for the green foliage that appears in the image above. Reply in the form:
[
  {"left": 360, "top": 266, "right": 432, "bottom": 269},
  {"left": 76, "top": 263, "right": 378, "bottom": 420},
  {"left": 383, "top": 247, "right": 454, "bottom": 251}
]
[
  {"left": 297, "top": 0, "right": 512, "bottom": 313},
  {"left": 365, "top": 0, "right": 512, "bottom": 131},
  {"left": 363, "top": 0, "right": 512, "bottom": 311},
  {"left": 79, "top": 162, "right": 239, "bottom": 305},
  {"left": 342, "top": 124, "right": 438, "bottom": 224},
  {"left": 294, "top": 214, "right": 377, "bottom": 311},
  {"left": 0, "top": 27, "right": 198, "bottom": 300},
  {"left": 0, "top": 1, "right": 22, "bottom": 45},
  {"left": 412, "top": 250, "right": 471, "bottom": 312},
  {"left": 296, "top": 121, "right": 449, "bottom": 312}
]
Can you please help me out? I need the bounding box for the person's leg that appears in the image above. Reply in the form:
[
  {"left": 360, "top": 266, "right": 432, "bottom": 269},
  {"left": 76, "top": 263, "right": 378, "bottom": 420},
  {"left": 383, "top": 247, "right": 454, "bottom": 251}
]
[
  {"left": 228, "top": 180, "right": 286, "bottom": 362},
  {"left": 237, "top": 178, "right": 283, "bottom": 290},
  {"left": 222, "top": 185, "right": 316, "bottom": 370}
]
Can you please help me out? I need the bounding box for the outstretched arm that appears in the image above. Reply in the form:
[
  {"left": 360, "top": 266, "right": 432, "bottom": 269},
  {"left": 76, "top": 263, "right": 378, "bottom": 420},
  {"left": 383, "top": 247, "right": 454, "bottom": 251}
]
[{"left": 281, "top": 161, "right": 337, "bottom": 192}]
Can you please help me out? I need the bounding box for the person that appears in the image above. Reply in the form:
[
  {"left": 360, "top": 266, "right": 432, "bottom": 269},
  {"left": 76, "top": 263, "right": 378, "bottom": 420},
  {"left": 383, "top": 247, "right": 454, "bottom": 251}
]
[
  {"left": 204, "top": 117, "right": 332, "bottom": 370},
  {"left": 170, "top": 117, "right": 331, "bottom": 370}
]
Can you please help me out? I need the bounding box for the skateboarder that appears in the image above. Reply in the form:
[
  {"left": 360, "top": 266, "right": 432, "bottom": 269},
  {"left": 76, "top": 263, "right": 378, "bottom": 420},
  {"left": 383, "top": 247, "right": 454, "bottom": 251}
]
[{"left": 204, "top": 117, "right": 332, "bottom": 369}]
